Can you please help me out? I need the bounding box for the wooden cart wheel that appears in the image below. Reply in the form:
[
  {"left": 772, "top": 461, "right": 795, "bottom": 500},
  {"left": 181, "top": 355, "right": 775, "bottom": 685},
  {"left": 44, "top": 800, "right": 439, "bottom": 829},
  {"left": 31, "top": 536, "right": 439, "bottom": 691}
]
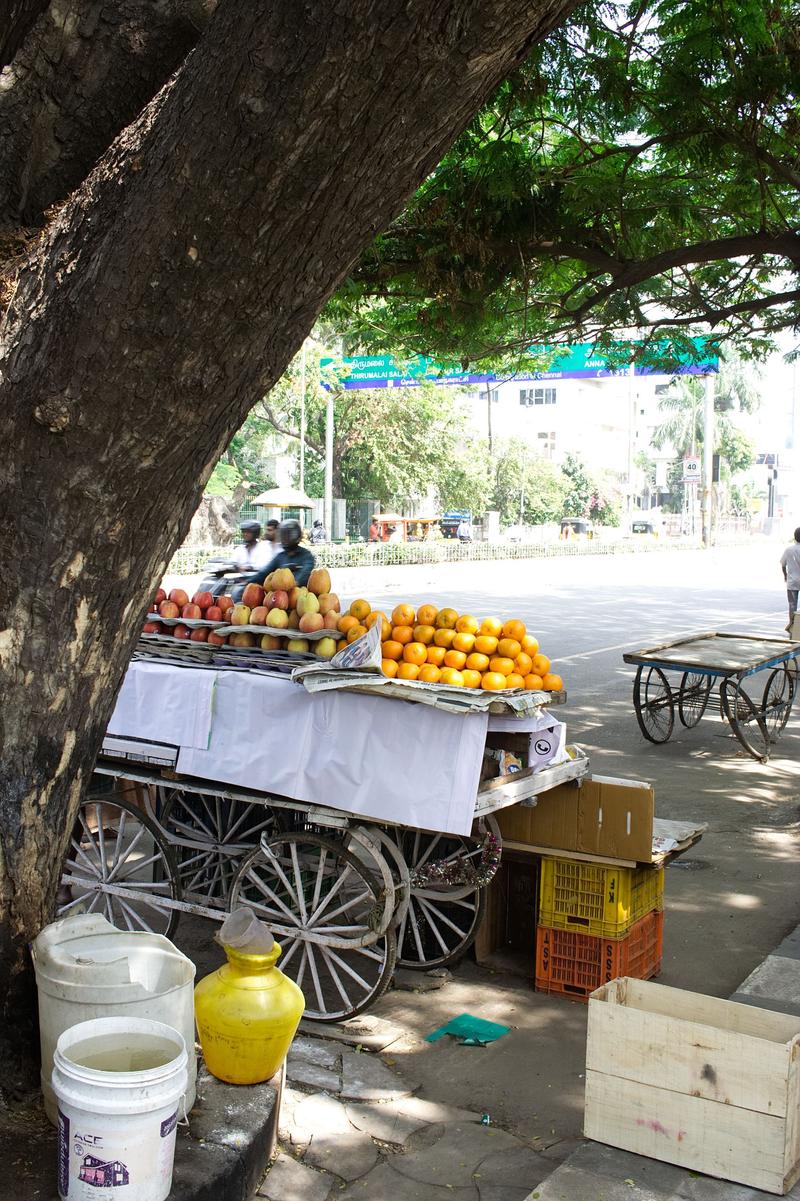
[
  {"left": 389, "top": 829, "right": 491, "bottom": 970},
  {"left": 154, "top": 786, "right": 278, "bottom": 909},
  {"left": 721, "top": 680, "right": 770, "bottom": 761},
  {"left": 633, "top": 665, "right": 675, "bottom": 743},
  {"left": 761, "top": 668, "right": 795, "bottom": 740},
  {"left": 229, "top": 832, "right": 397, "bottom": 1021},
  {"left": 59, "top": 791, "right": 180, "bottom": 936},
  {"left": 677, "top": 671, "right": 712, "bottom": 728}
]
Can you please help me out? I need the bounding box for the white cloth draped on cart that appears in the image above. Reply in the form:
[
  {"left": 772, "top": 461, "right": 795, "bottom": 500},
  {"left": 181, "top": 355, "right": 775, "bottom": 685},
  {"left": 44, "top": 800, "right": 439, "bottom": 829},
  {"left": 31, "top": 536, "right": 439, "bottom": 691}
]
[
  {"left": 108, "top": 662, "right": 490, "bottom": 835},
  {"left": 107, "top": 661, "right": 216, "bottom": 749}
]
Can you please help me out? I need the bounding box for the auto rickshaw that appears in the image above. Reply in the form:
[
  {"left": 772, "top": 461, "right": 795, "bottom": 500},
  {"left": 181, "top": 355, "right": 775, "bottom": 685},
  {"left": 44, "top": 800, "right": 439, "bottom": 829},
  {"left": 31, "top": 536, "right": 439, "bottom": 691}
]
[{"left": 559, "top": 518, "right": 594, "bottom": 541}]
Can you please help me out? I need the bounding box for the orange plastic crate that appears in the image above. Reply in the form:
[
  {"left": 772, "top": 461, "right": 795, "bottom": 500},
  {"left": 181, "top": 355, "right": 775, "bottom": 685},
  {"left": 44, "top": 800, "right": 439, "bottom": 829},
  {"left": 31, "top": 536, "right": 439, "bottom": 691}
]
[{"left": 535, "top": 910, "right": 663, "bottom": 1002}]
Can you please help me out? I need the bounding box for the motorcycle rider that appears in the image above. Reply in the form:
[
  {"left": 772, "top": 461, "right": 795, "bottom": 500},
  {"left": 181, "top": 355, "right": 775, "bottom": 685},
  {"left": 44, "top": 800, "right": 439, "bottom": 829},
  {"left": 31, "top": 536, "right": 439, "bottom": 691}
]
[
  {"left": 232, "top": 520, "right": 274, "bottom": 572},
  {"left": 234, "top": 519, "right": 316, "bottom": 598}
]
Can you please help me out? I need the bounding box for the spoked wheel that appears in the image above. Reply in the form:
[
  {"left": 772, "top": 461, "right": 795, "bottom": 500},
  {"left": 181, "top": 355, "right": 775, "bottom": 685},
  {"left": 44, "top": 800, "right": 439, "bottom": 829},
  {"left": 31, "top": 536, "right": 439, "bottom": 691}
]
[
  {"left": 59, "top": 793, "right": 180, "bottom": 936},
  {"left": 633, "top": 666, "right": 675, "bottom": 743},
  {"left": 721, "top": 680, "right": 770, "bottom": 761},
  {"left": 229, "top": 832, "right": 397, "bottom": 1021},
  {"left": 678, "top": 671, "right": 713, "bottom": 728},
  {"left": 391, "top": 829, "right": 490, "bottom": 970},
  {"left": 154, "top": 787, "right": 277, "bottom": 909},
  {"left": 761, "top": 668, "right": 796, "bottom": 741}
]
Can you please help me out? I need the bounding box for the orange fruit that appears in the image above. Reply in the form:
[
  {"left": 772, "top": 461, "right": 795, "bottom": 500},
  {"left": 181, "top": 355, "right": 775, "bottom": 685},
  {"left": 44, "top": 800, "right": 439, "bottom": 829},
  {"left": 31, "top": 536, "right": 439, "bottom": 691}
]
[
  {"left": 532, "top": 652, "right": 551, "bottom": 676},
  {"left": 382, "top": 640, "right": 404, "bottom": 661},
  {"left": 426, "top": 645, "right": 447, "bottom": 666},
  {"left": 434, "top": 628, "right": 457, "bottom": 648},
  {"left": 455, "top": 614, "right": 479, "bottom": 635},
  {"left": 543, "top": 672, "right": 564, "bottom": 692},
  {"left": 366, "top": 611, "right": 391, "bottom": 639},
  {"left": 524, "top": 673, "right": 544, "bottom": 691},
  {"left": 392, "top": 625, "right": 414, "bottom": 644},
  {"left": 489, "top": 656, "right": 515, "bottom": 677},
  {"left": 452, "top": 631, "right": 475, "bottom": 654},
  {"left": 480, "top": 617, "right": 503, "bottom": 637},
  {"left": 497, "top": 638, "right": 521, "bottom": 659},
  {"left": 506, "top": 673, "right": 525, "bottom": 689},
  {"left": 521, "top": 634, "right": 539, "bottom": 656},
  {"left": 382, "top": 658, "right": 398, "bottom": 678},
  {"left": 397, "top": 662, "right": 420, "bottom": 680},
  {"left": 461, "top": 669, "right": 482, "bottom": 689},
  {"left": 417, "top": 603, "right": 439, "bottom": 626},
  {"left": 338, "top": 614, "right": 359, "bottom": 634},
  {"left": 439, "top": 667, "right": 465, "bottom": 687},
  {"left": 403, "top": 642, "right": 427, "bottom": 666},
  {"left": 481, "top": 672, "right": 507, "bottom": 691},
  {"left": 435, "top": 607, "right": 459, "bottom": 629},
  {"left": 515, "top": 652, "right": 533, "bottom": 676},
  {"left": 347, "top": 623, "right": 368, "bottom": 642},
  {"left": 392, "top": 603, "right": 416, "bottom": 627},
  {"left": 418, "top": 664, "right": 442, "bottom": 684},
  {"left": 413, "top": 624, "right": 436, "bottom": 645},
  {"left": 502, "top": 619, "right": 526, "bottom": 641},
  {"left": 350, "top": 598, "right": 371, "bottom": 621},
  {"left": 474, "top": 634, "right": 498, "bottom": 656},
  {"left": 466, "top": 652, "right": 490, "bottom": 672},
  {"left": 444, "top": 648, "right": 467, "bottom": 670}
]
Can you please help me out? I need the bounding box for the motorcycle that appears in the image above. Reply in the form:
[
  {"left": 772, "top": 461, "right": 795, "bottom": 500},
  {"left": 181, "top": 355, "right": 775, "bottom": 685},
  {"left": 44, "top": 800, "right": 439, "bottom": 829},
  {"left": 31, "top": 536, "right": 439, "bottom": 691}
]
[{"left": 196, "top": 557, "right": 249, "bottom": 598}]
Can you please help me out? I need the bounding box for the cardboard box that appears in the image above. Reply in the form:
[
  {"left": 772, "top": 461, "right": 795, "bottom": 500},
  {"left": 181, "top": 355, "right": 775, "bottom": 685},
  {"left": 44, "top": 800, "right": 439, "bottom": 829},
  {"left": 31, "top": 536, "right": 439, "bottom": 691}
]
[
  {"left": 496, "top": 775, "right": 654, "bottom": 863},
  {"left": 585, "top": 978, "right": 800, "bottom": 1194}
]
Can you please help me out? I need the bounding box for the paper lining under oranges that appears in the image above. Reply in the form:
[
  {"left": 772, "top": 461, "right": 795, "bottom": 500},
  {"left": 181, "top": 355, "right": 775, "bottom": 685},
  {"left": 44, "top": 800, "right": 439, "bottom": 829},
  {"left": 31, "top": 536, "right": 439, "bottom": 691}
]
[{"left": 338, "top": 601, "right": 564, "bottom": 693}]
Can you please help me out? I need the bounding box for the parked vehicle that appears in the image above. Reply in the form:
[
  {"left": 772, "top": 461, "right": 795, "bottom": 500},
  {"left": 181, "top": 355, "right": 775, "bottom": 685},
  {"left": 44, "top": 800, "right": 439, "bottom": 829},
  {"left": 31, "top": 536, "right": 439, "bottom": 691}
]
[{"left": 559, "top": 518, "right": 594, "bottom": 541}]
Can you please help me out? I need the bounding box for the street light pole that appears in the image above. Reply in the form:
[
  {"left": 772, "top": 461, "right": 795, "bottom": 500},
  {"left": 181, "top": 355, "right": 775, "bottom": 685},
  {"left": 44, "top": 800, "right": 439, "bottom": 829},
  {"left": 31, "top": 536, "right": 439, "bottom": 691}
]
[
  {"left": 324, "top": 387, "right": 334, "bottom": 538},
  {"left": 299, "top": 341, "right": 307, "bottom": 493},
  {"left": 701, "top": 374, "right": 715, "bottom": 547}
]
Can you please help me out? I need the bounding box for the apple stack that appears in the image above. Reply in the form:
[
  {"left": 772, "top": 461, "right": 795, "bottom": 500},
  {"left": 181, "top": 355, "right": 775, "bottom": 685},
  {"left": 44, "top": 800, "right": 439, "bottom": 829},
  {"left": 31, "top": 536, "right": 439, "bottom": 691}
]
[
  {"left": 215, "top": 567, "right": 342, "bottom": 659},
  {"left": 144, "top": 587, "right": 235, "bottom": 643}
]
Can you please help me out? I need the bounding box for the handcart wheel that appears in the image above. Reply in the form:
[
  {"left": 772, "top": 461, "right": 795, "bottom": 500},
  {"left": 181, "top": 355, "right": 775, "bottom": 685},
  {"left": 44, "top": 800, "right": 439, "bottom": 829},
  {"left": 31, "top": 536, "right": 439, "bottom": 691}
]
[
  {"left": 229, "top": 831, "right": 397, "bottom": 1021},
  {"left": 721, "top": 680, "right": 770, "bottom": 761},
  {"left": 153, "top": 786, "right": 278, "bottom": 910},
  {"left": 59, "top": 791, "right": 180, "bottom": 936},
  {"left": 633, "top": 666, "right": 675, "bottom": 743},
  {"left": 761, "top": 668, "right": 795, "bottom": 741},
  {"left": 390, "top": 829, "right": 491, "bottom": 970},
  {"left": 677, "top": 671, "right": 712, "bottom": 728}
]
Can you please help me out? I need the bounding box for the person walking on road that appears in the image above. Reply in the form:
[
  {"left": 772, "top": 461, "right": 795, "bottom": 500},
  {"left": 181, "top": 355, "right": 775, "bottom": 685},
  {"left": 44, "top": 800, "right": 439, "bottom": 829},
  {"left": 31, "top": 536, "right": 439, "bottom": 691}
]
[{"left": 780, "top": 527, "right": 800, "bottom": 632}]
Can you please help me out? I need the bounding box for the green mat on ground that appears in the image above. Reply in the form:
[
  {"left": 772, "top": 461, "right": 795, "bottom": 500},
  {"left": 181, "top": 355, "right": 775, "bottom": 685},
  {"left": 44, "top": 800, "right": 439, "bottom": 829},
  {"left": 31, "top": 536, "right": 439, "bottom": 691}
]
[{"left": 425, "top": 1013, "right": 510, "bottom": 1045}]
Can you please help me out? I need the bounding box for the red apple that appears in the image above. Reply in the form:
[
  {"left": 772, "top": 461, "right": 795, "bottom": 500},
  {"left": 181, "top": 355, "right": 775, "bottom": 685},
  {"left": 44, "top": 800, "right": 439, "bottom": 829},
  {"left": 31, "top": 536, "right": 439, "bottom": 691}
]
[
  {"left": 182, "top": 603, "right": 202, "bottom": 619},
  {"left": 159, "top": 601, "right": 180, "bottom": 619},
  {"left": 217, "top": 595, "right": 235, "bottom": 614},
  {"left": 173, "top": 624, "right": 191, "bottom": 639},
  {"left": 299, "top": 612, "right": 324, "bottom": 633},
  {"left": 169, "top": 588, "right": 189, "bottom": 608},
  {"left": 271, "top": 589, "right": 289, "bottom": 610},
  {"left": 143, "top": 621, "right": 161, "bottom": 634},
  {"left": 192, "top": 591, "right": 214, "bottom": 610},
  {"left": 208, "top": 631, "right": 227, "bottom": 646},
  {"left": 190, "top": 627, "right": 210, "bottom": 642},
  {"left": 323, "top": 611, "right": 339, "bottom": 630},
  {"left": 230, "top": 631, "right": 256, "bottom": 648},
  {"left": 154, "top": 588, "right": 167, "bottom": 606},
  {"left": 206, "top": 605, "right": 223, "bottom": 622},
  {"left": 249, "top": 606, "right": 269, "bottom": 626},
  {"left": 241, "top": 583, "right": 265, "bottom": 609}
]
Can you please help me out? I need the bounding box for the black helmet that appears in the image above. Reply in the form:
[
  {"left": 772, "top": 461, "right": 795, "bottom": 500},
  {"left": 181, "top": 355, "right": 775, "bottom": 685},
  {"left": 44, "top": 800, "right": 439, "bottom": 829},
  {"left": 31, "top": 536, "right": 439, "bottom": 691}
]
[
  {"left": 279, "top": 518, "right": 302, "bottom": 548},
  {"left": 240, "top": 520, "right": 261, "bottom": 536}
]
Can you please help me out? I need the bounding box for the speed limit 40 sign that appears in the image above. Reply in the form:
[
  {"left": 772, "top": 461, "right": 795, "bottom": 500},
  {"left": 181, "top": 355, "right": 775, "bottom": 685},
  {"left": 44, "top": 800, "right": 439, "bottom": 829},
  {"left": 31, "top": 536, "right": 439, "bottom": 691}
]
[{"left": 683, "top": 455, "right": 701, "bottom": 483}]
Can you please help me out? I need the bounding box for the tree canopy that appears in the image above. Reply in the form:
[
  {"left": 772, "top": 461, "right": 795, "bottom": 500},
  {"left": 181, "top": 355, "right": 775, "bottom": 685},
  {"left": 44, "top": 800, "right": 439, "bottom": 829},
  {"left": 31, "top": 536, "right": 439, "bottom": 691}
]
[{"left": 331, "top": 0, "right": 800, "bottom": 367}]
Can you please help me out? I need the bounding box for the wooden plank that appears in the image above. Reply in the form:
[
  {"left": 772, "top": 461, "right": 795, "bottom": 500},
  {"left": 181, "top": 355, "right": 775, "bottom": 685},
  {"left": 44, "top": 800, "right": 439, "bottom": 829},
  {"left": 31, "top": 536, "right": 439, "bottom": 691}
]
[
  {"left": 584, "top": 1070, "right": 788, "bottom": 1194},
  {"left": 783, "top": 1047, "right": 800, "bottom": 1188},
  {"left": 587, "top": 991, "right": 791, "bottom": 1115},
  {"left": 624, "top": 631, "right": 800, "bottom": 674},
  {"left": 617, "top": 978, "right": 800, "bottom": 1045},
  {"left": 474, "top": 752, "right": 589, "bottom": 815},
  {"left": 502, "top": 839, "right": 634, "bottom": 867}
]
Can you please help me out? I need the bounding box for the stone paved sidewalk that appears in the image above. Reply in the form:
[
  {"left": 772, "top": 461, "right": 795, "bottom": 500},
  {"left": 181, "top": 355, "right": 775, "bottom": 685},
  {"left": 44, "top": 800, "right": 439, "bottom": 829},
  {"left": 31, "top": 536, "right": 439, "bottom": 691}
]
[{"left": 257, "top": 1033, "right": 546, "bottom": 1201}]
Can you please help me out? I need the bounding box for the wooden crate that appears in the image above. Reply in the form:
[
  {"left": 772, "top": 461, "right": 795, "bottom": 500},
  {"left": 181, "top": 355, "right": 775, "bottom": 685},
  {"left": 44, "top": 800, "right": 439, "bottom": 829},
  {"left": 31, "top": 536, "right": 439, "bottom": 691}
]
[{"left": 584, "top": 978, "right": 800, "bottom": 1195}]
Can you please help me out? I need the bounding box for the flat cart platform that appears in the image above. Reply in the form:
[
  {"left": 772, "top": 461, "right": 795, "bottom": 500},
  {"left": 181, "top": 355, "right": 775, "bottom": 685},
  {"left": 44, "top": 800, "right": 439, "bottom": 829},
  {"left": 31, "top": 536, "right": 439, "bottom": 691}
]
[{"left": 623, "top": 631, "right": 800, "bottom": 761}]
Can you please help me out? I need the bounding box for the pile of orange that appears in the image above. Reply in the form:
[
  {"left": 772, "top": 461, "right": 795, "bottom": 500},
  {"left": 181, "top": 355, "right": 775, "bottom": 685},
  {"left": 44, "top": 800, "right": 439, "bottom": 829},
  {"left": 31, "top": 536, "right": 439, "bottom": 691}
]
[{"left": 338, "top": 600, "right": 564, "bottom": 693}]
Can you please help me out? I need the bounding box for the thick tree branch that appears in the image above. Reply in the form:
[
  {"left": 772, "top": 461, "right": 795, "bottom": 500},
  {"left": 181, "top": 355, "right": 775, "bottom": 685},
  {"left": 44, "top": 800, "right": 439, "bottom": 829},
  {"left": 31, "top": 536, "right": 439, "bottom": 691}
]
[{"left": 259, "top": 398, "right": 325, "bottom": 457}]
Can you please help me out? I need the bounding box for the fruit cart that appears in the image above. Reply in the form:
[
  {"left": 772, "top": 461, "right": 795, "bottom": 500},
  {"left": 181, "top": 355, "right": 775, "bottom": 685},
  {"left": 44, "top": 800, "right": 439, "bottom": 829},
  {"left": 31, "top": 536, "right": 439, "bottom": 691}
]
[
  {"left": 59, "top": 661, "right": 587, "bottom": 1022},
  {"left": 623, "top": 631, "right": 800, "bottom": 761}
]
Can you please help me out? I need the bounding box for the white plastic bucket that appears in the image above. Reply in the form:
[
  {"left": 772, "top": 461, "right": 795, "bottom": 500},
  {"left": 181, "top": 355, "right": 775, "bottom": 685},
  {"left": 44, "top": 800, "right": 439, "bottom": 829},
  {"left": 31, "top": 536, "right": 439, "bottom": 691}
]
[
  {"left": 53, "top": 1016, "right": 188, "bottom": 1201},
  {"left": 33, "top": 913, "right": 196, "bottom": 1123}
]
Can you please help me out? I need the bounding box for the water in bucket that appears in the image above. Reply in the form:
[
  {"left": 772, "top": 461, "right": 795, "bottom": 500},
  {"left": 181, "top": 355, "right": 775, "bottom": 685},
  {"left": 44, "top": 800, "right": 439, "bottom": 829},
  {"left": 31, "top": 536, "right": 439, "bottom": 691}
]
[{"left": 53, "top": 1016, "right": 188, "bottom": 1201}]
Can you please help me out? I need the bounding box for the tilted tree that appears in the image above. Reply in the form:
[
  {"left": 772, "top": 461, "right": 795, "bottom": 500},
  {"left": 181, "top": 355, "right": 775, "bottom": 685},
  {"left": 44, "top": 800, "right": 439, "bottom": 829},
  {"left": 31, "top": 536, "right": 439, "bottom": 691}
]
[{"left": 0, "top": 0, "right": 579, "bottom": 1091}]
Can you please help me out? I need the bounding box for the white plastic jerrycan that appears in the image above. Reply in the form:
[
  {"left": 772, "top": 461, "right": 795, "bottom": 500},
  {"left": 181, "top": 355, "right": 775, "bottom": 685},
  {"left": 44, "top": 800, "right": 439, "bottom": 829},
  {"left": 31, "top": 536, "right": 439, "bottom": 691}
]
[{"left": 33, "top": 913, "right": 196, "bottom": 1123}]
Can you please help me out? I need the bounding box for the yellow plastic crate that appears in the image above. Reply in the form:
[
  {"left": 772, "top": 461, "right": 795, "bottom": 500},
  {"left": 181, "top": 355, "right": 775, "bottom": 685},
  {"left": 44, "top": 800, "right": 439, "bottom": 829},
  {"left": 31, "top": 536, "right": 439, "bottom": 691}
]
[{"left": 538, "top": 858, "right": 664, "bottom": 938}]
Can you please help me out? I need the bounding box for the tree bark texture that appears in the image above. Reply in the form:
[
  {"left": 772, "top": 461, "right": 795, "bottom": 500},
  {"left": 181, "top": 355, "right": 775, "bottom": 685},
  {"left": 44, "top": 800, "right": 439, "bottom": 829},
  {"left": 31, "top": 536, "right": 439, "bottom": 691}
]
[
  {"left": 0, "top": 0, "right": 49, "bottom": 71},
  {"left": 0, "top": 0, "right": 576, "bottom": 1089},
  {"left": 0, "top": 0, "right": 214, "bottom": 229}
]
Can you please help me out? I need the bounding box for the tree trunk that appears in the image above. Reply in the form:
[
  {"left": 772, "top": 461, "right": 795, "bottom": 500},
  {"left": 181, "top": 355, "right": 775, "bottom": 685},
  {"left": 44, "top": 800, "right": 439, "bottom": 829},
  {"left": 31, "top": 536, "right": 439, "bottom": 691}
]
[{"left": 0, "top": 0, "right": 576, "bottom": 1090}]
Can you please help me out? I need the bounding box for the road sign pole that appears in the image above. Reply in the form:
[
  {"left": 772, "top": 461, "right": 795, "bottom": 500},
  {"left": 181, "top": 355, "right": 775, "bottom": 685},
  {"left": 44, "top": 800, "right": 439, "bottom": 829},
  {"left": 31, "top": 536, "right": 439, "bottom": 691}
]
[{"left": 701, "top": 374, "right": 715, "bottom": 548}]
